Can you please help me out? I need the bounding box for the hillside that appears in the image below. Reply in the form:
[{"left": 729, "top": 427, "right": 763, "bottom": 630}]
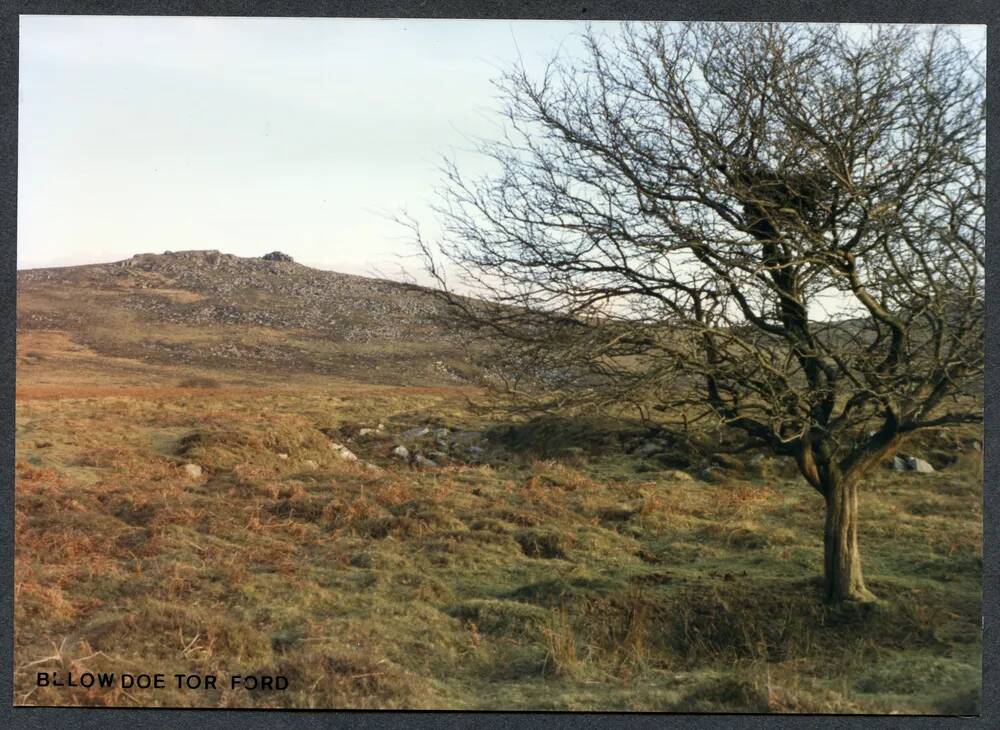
[
  {"left": 13, "top": 249, "right": 983, "bottom": 713},
  {"left": 17, "top": 250, "right": 470, "bottom": 385}
]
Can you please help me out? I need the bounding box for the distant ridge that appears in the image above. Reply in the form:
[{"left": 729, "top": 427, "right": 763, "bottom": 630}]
[{"left": 16, "top": 250, "right": 472, "bottom": 385}]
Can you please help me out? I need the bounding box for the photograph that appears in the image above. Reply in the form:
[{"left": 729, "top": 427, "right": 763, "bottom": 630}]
[{"left": 13, "top": 15, "right": 984, "bottom": 713}]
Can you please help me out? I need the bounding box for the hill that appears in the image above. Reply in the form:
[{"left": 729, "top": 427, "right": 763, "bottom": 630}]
[
  {"left": 17, "top": 250, "right": 470, "bottom": 385},
  {"left": 13, "top": 249, "right": 983, "bottom": 713}
]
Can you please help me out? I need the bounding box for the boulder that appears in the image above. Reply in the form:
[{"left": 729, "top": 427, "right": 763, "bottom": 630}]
[
  {"left": 391, "top": 445, "right": 410, "bottom": 460},
  {"left": 413, "top": 454, "right": 437, "bottom": 469},
  {"left": 329, "top": 443, "right": 358, "bottom": 462},
  {"left": 893, "top": 454, "right": 935, "bottom": 473},
  {"left": 262, "top": 251, "right": 294, "bottom": 262},
  {"left": 302, "top": 459, "right": 319, "bottom": 471},
  {"left": 451, "top": 430, "right": 483, "bottom": 445},
  {"left": 698, "top": 465, "right": 728, "bottom": 483},
  {"left": 182, "top": 463, "right": 202, "bottom": 479},
  {"left": 635, "top": 440, "right": 668, "bottom": 458},
  {"left": 906, "top": 456, "right": 935, "bottom": 473},
  {"left": 662, "top": 469, "right": 694, "bottom": 482},
  {"left": 400, "top": 426, "right": 431, "bottom": 441}
]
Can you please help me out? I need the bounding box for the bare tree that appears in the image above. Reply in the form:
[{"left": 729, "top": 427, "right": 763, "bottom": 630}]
[{"left": 412, "top": 22, "right": 984, "bottom": 604}]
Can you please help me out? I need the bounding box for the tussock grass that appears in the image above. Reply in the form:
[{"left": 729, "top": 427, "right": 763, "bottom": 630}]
[
  {"left": 14, "top": 381, "right": 982, "bottom": 712},
  {"left": 177, "top": 377, "right": 222, "bottom": 389}
]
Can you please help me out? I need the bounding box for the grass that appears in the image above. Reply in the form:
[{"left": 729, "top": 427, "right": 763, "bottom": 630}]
[{"left": 13, "top": 334, "right": 982, "bottom": 712}]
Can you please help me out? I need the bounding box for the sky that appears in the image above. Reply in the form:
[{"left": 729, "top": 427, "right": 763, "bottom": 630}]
[
  {"left": 18, "top": 16, "right": 587, "bottom": 277},
  {"left": 17, "top": 16, "right": 986, "bottom": 282}
]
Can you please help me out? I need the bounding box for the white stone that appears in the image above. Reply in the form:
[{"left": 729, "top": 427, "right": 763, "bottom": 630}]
[
  {"left": 329, "top": 443, "right": 358, "bottom": 462},
  {"left": 906, "top": 456, "right": 935, "bottom": 473},
  {"left": 400, "top": 426, "right": 431, "bottom": 441}
]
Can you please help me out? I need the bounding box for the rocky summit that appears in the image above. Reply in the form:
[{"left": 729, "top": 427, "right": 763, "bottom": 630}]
[{"left": 16, "top": 249, "right": 470, "bottom": 384}]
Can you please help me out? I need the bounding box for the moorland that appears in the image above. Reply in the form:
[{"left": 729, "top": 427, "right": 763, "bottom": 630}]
[{"left": 14, "top": 251, "right": 982, "bottom": 712}]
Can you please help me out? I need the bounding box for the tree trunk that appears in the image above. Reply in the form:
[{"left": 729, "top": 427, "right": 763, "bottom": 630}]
[{"left": 822, "top": 474, "right": 877, "bottom": 604}]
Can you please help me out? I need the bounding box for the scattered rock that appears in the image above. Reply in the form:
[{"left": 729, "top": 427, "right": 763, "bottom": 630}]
[
  {"left": 363, "top": 462, "right": 384, "bottom": 474},
  {"left": 329, "top": 443, "right": 358, "bottom": 462},
  {"left": 635, "top": 440, "right": 668, "bottom": 458},
  {"left": 391, "top": 445, "right": 410, "bottom": 460},
  {"left": 377, "top": 423, "right": 386, "bottom": 431},
  {"left": 906, "top": 456, "right": 935, "bottom": 473},
  {"left": 302, "top": 459, "right": 319, "bottom": 471},
  {"left": 400, "top": 426, "right": 431, "bottom": 441},
  {"left": 413, "top": 454, "right": 437, "bottom": 468},
  {"left": 20, "top": 251, "right": 462, "bottom": 379},
  {"left": 34, "top": 441, "right": 53, "bottom": 448},
  {"left": 662, "top": 469, "right": 694, "bottom": 481},
  {"left": 698, "top": 465, "right": 727, "bottom": 483},
  {"left": 893, "top": 454, "right": 935, "bottom": 473},
  {"left": 277, "top": 453, "right": 289, "bottom": 460},
  {"left": 182, "top": 463, "right": 203, "bottom": 479}
]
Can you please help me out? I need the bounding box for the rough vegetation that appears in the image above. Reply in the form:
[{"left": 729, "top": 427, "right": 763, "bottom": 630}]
[{"left": 13, "top": 293, "right": 982, "bottom": 711}]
